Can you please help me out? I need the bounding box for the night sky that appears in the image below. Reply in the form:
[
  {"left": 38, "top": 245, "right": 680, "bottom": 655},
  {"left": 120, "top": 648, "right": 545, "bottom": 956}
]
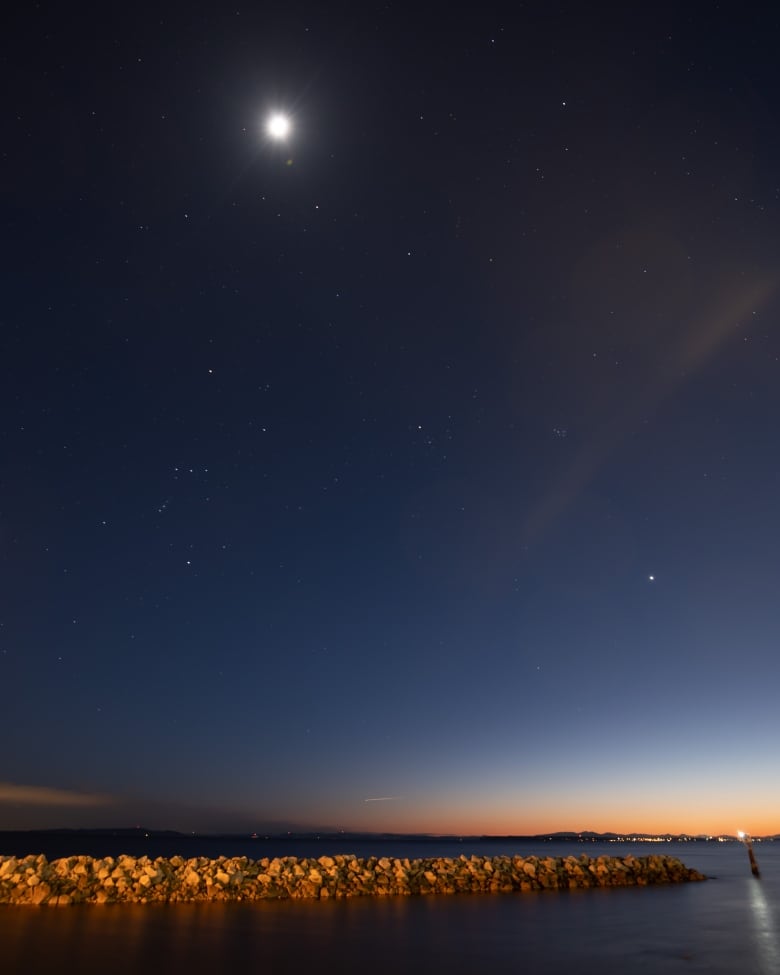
[{"left": 4, "top": 2, "right": 780, "bottom": 837}]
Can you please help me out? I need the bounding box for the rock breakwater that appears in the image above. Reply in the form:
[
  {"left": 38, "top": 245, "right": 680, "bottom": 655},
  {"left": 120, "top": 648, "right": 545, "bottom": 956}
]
[{"left": 0, "top": 852, "right": 706, "bottom": 906}]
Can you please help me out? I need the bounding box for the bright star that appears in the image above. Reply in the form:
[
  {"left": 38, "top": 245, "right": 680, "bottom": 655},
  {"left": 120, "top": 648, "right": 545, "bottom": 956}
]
[{"left": 266, "top": 113, "right": 291, "bottom": 140}]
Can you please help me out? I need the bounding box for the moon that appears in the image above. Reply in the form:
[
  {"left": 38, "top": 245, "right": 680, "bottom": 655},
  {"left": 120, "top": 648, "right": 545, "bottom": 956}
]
[{"left": 266, "top": 113, "right": 291, "bottom": 140}]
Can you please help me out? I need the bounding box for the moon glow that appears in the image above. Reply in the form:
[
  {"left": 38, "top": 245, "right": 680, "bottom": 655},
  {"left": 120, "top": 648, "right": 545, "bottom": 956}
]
[{"left": 266, "top": 113, "right": 291, "bottom": 140}]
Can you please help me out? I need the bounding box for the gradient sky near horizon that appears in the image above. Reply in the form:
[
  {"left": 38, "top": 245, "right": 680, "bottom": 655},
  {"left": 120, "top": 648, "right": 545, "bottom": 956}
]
[{"left": 3, "top": 1, "right": 780, "bottom": 838}]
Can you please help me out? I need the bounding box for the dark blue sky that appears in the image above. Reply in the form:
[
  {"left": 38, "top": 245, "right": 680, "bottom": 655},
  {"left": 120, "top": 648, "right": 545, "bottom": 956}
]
[{"left": 3, "top": 1, "right": 780, "bottom": 835}]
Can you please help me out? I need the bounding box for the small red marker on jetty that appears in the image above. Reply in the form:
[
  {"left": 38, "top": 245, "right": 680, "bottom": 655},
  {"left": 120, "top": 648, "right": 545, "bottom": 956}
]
[{"left": 738, "top": 831, "right": 760, "bottom": 878}]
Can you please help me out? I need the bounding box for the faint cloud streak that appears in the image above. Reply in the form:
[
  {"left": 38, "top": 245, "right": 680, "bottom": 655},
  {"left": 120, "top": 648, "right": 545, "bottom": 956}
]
[
  {"left": 524, "top": 273, "right": 777, "bottom": 539},
  {"left": 0, "top": 782, "right": 114, "bottom": 807}
]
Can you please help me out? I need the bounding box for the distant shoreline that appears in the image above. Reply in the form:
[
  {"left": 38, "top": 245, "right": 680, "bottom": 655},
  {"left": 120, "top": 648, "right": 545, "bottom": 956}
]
[{"left": 2, "top": 828, "right": 772, "bottom": 842}]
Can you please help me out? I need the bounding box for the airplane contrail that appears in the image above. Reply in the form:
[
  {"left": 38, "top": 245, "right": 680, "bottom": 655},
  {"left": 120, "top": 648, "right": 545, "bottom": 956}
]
[{"left": 364, "top": 796, "right": 402, "bottom": 802}]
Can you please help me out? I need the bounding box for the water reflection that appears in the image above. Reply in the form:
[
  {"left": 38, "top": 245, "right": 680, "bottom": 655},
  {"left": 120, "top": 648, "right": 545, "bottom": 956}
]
[
  {"left": 2, "top": 844, "right": 780, "bottom": 975},
  {"left": 748, "top": 879, "right": 780, "bottom": 974}
]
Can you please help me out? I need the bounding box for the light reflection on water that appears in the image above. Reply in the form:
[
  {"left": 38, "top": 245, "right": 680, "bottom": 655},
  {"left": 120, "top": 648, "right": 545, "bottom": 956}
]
[
  {"left": 1, "top": 842, "right": 779, "bottom": 975},
  {"left": 748, "top": 876, "right": 780, "bottom": 974}
]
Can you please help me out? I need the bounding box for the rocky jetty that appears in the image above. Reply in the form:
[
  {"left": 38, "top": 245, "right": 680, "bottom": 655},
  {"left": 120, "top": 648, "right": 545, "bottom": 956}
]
[{"left": 0, "top": 852, "right": 706, "bottom": 906}]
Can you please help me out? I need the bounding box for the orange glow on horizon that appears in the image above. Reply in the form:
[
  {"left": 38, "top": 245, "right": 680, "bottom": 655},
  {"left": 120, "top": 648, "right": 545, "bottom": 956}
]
[
  {"left": 335, "top": 812, "right": 780, "bottom": 838},
  {"left": 328, "top": 794, "right": 780, "bottom": 838}
]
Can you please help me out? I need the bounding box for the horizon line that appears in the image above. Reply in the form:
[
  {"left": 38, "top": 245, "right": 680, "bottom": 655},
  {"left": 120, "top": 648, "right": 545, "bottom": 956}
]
[{"left": 1, "top": 825, "right": 775, "bottom": 840}]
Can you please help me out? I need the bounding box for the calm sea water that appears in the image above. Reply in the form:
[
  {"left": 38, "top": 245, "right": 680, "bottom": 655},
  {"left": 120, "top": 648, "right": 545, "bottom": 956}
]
[{"left": 1, "top": 837, "right": 778, "bottom": 974}]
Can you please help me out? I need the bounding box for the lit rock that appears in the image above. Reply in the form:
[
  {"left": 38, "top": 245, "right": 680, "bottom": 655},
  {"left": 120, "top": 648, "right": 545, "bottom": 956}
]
[{"left": 0, "top": 852, "right": 706, "bottom": 906}]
